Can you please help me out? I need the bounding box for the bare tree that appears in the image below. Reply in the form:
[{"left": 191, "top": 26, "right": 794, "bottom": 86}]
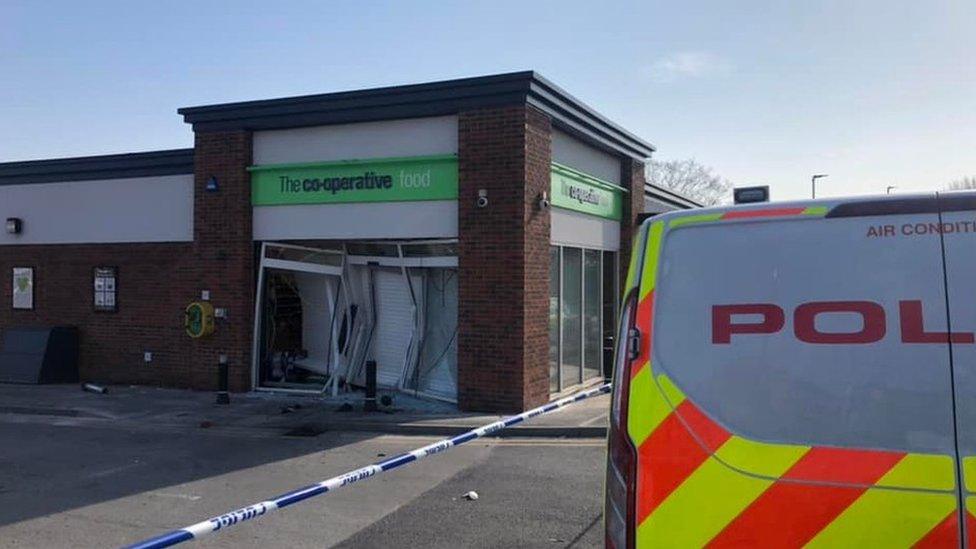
[
  {"left": 646, "top": 158, "right": 733, "bottom": 206},
  {"left": 946, "top": 176, "right": 976, "bottom": 191}
]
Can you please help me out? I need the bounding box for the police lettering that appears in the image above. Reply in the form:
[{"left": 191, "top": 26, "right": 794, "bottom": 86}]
[{"left": 712, "top": 300, "right": 975, "bottom": 345}]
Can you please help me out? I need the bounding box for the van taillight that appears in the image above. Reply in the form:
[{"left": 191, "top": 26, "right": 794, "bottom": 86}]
[{"left": 606, "top": 293, "right": 638, "bottom": 549}]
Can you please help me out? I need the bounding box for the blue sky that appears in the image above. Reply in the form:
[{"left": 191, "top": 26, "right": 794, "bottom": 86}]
[{"left": 1, "top": 0, "right": 973, "bottom": 200}]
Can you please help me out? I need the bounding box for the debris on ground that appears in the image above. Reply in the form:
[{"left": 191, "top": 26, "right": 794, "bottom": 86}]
[
  {"left": 461, "top": 490, "right": 479, "bottom": 501},
  {"left": 82, "top": 383, "right": 108, "bottom": 394},
  {"left": 280, "top": 404, "right": 303, "bottom": 414},
  {"left": 199, "top": 420, "right": 214, "bottom": 429}
]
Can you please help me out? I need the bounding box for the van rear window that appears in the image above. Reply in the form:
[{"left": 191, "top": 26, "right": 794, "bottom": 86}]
[{"left": 653, "top": 214, "right": 955, "bottom": 454}]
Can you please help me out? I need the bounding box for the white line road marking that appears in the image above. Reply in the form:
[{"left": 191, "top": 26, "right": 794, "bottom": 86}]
[
  {"left": 150, "top": 492, "right": 203, "bottom": 502},
  {"left": 581, "top": 415, "right": 609, "bottom": 426},
  {"left": 87, "top": 461, "right": 145, "bottom": 479}
]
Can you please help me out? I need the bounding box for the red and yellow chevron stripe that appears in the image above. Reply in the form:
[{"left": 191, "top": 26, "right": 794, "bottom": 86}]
[{"left": 627, "top": 217, "right": 967, "bottom": 548}]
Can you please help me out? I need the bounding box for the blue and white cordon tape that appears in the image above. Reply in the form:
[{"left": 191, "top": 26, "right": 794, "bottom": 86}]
[{"left": 124, "top": 382, "right": 611, "bottom": 549}]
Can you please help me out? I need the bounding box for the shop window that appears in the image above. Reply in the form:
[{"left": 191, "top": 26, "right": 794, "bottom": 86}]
[
  {"left": 583, "top": 249, "right": 602, "bottom": 380},
  {"left": 93, "top": 267, "right": 118, "bottom": 312},
  {"left": 602, "top": 250, "right": 618, "bottom": 378},
  {"left": 548, "top": 246, "right": 561, "bottom": 392},
  {"left": 401, "top": 243, "right": 458, "bottom": 257},
  {"left": 265, "top": 245, "right": 343, "bottom": 266},
  {"left": 345, "top": 242, "right": 400, "bottom": 257},
  {"left": 408, "top": 268, "right": 459, "bottom": 401},
  {"left": 11, "top": 267, "right": 33, "bottom": 310}
]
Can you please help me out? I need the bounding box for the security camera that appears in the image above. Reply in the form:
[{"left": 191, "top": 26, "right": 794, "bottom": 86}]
[
  {"left": 477, "top": 189, "right": 489, "bottom": 208},
  {"left": 538, "top": 191, "right": 551, "bottom": 211}
]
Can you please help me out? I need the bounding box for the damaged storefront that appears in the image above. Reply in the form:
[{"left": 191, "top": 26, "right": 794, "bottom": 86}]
[
  {"left": 0, "top": 72, "right": 696, "bottom": 412},
  {"left": 246, "top": 123, "right": 462, "bottom": 402},
  {"left": 254, "top": 240, "right": 458, "bottom": 402}
]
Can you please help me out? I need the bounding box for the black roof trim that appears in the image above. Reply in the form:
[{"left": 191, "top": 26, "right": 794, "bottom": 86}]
[
  {"left": 179, "top": 71, "right": 656, "bottom": 159},
  {"left": 644, "top": 183, "right": 702, "bottom": 209},
  {"left": 0, "top": 149, "right": 194, "bottom": 185},
  {"left": 826, "top": 193, "right": 976, "bottom": 218},
  {"left": 526, "top": 74, "right": 655, "bottom": 158}
]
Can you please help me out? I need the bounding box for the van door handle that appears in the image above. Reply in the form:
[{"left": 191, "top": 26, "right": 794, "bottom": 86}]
[{"left": 627, "top": 328, "right": 642, "bottom": 361}]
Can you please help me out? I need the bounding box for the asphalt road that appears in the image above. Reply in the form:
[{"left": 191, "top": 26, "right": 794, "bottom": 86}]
[
  {"left": 336, "top": 440, "right": 605, "bottom": 549},
  {"left": 0, "top": 417, "right": 606, "bottom": 548}
]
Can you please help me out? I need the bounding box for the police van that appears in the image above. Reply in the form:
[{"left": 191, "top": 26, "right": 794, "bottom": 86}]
[{"left": 606, "top": 192, "right": 976, "bottom": 548}]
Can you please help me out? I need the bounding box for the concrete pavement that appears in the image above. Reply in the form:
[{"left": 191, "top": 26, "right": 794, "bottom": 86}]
[
  {"left": 0, "top": 382, "right": 610, "bottom": 439},
  {"left": 0, "top": 382, "right": 609, "bottom": 547},
  {"left": 0, "top": 421, "right": 489, "bottom": 548},
  {"left": 336, "top": 440, "right": 606, "bottom": 548},
  {"left": 0, "top": 423, "right": 605, "bottom": 548}
]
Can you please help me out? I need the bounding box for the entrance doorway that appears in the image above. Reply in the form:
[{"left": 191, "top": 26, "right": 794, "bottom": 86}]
[{"left": 548, "top": 245, "right": 618, "bottom": 395}]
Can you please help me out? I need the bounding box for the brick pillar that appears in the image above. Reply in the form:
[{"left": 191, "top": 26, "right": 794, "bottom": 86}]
[
  {"left": 619, "top": 157, "right": 646, "bottom": 292},
  {"left": 190, "top": 130, "right": 254, "bottom": 391},
  {"left": 457, "top": 105, "right": 552, "bottom": 412},
  {"left": 522, "top": 107, "right": 554, "bottom": 410}
]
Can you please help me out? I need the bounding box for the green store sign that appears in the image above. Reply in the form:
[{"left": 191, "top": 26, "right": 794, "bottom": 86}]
[
  {"left": 550, "top": 163, "right": 623, "bottom": 220},
  {"left": 249, "top": 154, "right": 458, "bottom": 206}
]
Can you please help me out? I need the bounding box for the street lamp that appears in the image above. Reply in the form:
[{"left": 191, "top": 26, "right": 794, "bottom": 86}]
[
  {"left": 811, "top": 174, "right": 828, "bottom": 199},
  {"left": 887, "top": 185, "right": 897, "bottom": 194}
]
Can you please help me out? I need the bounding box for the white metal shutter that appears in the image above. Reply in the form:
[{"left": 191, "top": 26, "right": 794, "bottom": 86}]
[{"left": 369, "top": 268, "right": 418, "bottom": 388}]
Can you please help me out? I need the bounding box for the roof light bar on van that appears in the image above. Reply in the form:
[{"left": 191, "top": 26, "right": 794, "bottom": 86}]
[{"left": 733, "top": 186, "right": 770, "bottom": 204}]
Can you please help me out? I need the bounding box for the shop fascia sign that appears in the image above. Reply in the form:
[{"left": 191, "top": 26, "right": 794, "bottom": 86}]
[
  {"left": 248, "top": 154, "right": 458, "bottom": 206},
  {"left": 550, "top": 162, "right": 624, "bottom": 220}
]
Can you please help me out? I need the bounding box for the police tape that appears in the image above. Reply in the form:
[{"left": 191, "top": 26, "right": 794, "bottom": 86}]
[{"left": 123, "top": 382, "right": 612, "bottom": 549}]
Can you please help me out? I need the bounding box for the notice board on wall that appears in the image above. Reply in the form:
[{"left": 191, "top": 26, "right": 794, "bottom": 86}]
[{"left": 12, "top": 267, "right": 33, "bottom": 310}]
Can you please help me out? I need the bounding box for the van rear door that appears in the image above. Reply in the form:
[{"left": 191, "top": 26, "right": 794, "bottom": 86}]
[
  {"left": 940, "top": 192, "right": 976, "bottom": 544},
  {"left": 631, "top": 200, "right": 961, "bottom": 547}
]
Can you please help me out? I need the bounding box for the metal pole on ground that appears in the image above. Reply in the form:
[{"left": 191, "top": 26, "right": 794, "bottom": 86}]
[
  {"left": 364, "top": 359, "right": 377, "bottom": 412},
  {"left": 216, "top": 354, "right": 229, "bottom": 405}
]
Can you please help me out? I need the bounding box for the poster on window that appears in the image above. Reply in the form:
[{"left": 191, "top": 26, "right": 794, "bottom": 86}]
[
  {"left": 93, "top": 267, "right": 117, "bottom": 312},
  {"left": 12, "top": 267, "right": 33, "bottom": 310}
]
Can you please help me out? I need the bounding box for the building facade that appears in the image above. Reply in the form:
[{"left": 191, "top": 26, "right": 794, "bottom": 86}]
[{"left": 0, "top": 72, "right": 696, "bottom": 412}]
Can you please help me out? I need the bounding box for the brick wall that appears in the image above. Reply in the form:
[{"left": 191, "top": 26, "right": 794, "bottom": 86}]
[
  {"left": 457, "top": 105, "right": 552, "bottom": 412},
  {"left": 190, "top": 130, "right": 255, "bottom": 391},
  {"left": 522, "top": 107, "right": 553, "bottom": 409},
  {"left": 0, "top": 130, "right": 257, "bottom": 392},
  {"left": 0, "top": 243, "right": 195, "bottom": 386}
]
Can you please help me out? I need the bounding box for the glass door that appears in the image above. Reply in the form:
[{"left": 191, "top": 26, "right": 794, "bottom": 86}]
[
  {"left": 561, "top": 247, "right": 583, "bottom": 387},
  {"left": 548, "top": 245, "right": 619, "bottom": 394}
]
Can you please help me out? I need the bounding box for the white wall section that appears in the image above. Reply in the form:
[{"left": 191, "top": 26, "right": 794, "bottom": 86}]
[
  {"left": 0, "top": 174, "right": 193, "bottom": 245},
  {"left": 551, "top": 208, "right": 620, "bottom": 250},
  {"left": 254, "top": 200, "right": 458, "bottom": 240},
  {"left": 253, "top": 116, "right": 458, "bottom": 165},
  {"left": 552, "top": 129, "right": 622, "bottom": 186}
]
